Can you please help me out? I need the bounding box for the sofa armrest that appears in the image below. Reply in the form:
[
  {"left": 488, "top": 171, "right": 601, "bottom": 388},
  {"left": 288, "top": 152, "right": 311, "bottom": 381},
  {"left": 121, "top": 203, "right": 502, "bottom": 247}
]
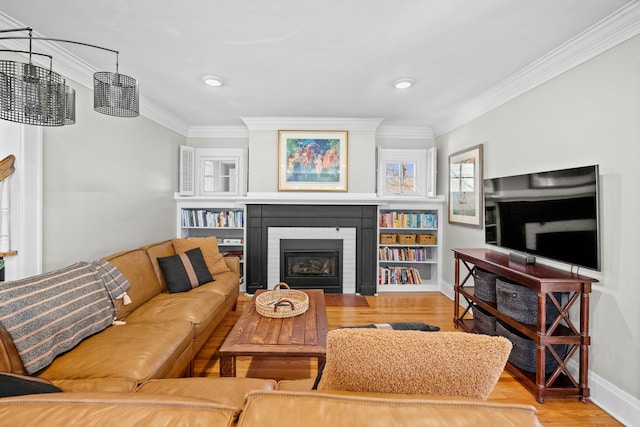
[{"left": 224, "top": 256, "right": 240, "bottom": 274}]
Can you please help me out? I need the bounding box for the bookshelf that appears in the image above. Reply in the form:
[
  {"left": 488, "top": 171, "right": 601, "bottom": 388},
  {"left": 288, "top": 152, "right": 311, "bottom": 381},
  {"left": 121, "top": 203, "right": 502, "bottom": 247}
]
[
  {"left": 377, "top": 200, "right": 443, "bottom": 292},
  {"left": 175, "top": 197, "right": 246, "bottom": 287}
]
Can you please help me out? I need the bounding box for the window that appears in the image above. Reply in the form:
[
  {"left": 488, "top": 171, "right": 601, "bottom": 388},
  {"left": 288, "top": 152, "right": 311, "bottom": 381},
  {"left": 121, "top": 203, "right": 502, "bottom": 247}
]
[
  {"left": 376, "top": 147, "right": 436, "bottom": 198},
  {"left": 179, "top": 147, "right": 247, "bottom": 196}
]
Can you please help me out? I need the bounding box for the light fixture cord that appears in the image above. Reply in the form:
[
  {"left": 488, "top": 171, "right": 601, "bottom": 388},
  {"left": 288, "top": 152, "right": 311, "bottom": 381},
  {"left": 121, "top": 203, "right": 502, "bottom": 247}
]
[
  {"left": 28, "top": 29, "right": 32, "bottom": 64},
  {"left": 0, "top": 30, "right": 121, "bottom": 75}
]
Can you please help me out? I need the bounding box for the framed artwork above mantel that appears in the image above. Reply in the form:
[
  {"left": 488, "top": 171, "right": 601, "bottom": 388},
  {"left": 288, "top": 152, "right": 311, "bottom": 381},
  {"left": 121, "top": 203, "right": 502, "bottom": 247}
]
[{"left": 278, "top": 130, "right": 348, "bottom": 192}]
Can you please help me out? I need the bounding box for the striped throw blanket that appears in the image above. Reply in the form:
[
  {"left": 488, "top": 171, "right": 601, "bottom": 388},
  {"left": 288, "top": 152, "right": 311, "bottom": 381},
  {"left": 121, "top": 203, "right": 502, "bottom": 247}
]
[{"left": 0, "top": 261, "right": 131, "bottom": 374}]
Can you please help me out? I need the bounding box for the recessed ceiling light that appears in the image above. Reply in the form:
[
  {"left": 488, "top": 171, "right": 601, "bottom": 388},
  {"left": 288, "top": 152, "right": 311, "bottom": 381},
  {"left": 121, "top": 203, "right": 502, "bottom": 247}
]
[
  {"left": 203, "top": 75, "right": 223, "bottom": 87},
  {"left": 394, "top": 78, "right": 414, "bottom": 89}
]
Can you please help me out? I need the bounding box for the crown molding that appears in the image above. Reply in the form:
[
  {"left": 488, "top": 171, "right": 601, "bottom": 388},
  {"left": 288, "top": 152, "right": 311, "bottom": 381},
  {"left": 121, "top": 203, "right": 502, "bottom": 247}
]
[
  {"left": 139, "top": 101, "right": 190, "bottom": 136},
  {"left": 432, "top": 1, "right": 640, "bottom": 136},
  {"left": 376, "top": 125, "right": 435, "bottom": 139},
  {"left": 186, "top": 122, "right": 435, "bottom": 139},
  {"left": 187, "top": 126, "right": 249, "bottom": 138},
  {"left": 241, "top": 117, "right": 384, "bottom": 131}
]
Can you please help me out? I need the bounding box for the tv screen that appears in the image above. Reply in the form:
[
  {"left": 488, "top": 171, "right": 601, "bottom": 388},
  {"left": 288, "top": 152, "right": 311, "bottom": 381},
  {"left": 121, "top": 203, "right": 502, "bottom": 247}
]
[{"left": 484, "top": 165, "right": 600, "bottom": 271}]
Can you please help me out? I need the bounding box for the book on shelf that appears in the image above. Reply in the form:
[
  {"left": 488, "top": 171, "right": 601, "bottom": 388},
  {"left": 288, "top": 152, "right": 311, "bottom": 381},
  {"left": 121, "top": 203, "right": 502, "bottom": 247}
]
[
  {"left": 222, "top": 238, "right": 243, "bottom": 244},
  {"left": 379, "top": 211, "right": 437, "bottom": 229},
  {"left": 378, "top": 266, "right": 423, "bottom": 285},
  {"left": 181, "top": 209, "right": 245, "bottom": 228},
  {"left": 379, "top": 247, "right": 429, "bottom": 262}
]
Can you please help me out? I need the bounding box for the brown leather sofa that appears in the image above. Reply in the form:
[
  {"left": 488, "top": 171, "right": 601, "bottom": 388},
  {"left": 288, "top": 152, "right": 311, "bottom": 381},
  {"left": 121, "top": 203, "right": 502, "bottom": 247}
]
[
  {"left": 0, "top": 238, "right": 240, "bottom": 383},
  {"left": 0, "top": 239, "right": 542, "bottom": 426},
  {"left": 0, "top": 376, "right": 541, "bottom": 426}
]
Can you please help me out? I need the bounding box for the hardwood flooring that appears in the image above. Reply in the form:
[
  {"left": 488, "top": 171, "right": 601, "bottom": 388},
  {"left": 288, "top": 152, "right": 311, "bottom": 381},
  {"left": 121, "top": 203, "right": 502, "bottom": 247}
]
[{"left": 193, "top": 292, "right": 623, "bottom": 426}]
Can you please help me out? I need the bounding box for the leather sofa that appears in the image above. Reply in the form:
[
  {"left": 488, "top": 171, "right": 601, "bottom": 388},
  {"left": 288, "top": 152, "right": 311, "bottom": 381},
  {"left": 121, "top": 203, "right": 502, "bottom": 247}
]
[
  {"left": 0, "top": 238, "right": 542, "bottom": 426},
  {"left": 0, "top": 237, "right": 240, "bottom": 383},
  {"left": 0, "top": 376, "right": 541, "bottom": 426}
]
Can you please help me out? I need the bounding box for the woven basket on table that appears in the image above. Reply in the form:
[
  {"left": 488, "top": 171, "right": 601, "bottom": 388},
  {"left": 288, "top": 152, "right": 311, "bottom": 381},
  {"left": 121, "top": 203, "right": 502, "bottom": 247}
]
[{"left": 255, "top": 282, "right": 309, "bottom": 318}]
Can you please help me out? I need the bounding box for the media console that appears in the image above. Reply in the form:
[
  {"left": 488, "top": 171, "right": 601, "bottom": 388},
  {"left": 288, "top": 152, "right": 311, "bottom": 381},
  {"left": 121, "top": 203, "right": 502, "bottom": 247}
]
[{"left": 453, "top": 248, "right": 597, "bottom": 403}]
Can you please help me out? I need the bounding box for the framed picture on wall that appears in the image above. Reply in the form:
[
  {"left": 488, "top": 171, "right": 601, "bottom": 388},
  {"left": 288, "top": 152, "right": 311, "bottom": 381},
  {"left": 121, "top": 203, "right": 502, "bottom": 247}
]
[
  {"left": 278, "top": 130, "right": 348, "bottom": 192},
  {"left": 448, "top": 144, "right": 483, "bottom": 227}
]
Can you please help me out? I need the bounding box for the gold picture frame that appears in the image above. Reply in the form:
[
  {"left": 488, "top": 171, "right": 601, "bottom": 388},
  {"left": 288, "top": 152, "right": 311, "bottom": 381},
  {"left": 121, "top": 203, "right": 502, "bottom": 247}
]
[
  {"left": 448, "top": 144, "right": 483, "bottom": 227},
  {"left": 278, "top": 130, "right": 348, "bottom": 192}
]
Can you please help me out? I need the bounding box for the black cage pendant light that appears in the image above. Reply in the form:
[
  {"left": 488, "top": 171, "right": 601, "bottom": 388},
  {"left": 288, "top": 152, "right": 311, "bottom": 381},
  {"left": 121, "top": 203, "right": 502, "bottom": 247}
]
[
  {"left": 0, "top": 27, "right": 139, "bottom": 126},
  {"left": 93, "top": 55, "right": 139, "bottom": 118}
]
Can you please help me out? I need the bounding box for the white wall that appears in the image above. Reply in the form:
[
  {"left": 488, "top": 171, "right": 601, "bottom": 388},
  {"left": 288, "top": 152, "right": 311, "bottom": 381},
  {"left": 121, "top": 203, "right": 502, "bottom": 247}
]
[
  {"left": 436, "top": 33, "right": 640, "bottom": 415},
  {"left": 42, "top": 81, "right": 185, "bottom": 271}
]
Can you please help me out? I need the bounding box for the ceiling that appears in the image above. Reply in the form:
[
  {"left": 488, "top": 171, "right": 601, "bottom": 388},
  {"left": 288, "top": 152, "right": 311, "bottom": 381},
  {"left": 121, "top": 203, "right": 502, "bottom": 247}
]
[{"left": 0, "top": 0, "right": 634, "bottom": 135}]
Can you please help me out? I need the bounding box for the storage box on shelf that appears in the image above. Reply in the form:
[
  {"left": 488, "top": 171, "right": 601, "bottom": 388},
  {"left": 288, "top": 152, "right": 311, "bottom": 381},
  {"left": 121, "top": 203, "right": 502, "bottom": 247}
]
[
  {"left": 377, "top": 202, "right": 443, "bottom": 292},
  {"left": 176, "top": 198, "right": 246, "bottom": 285},
  {"left": 453, "top": 248, "right": 597, "bottom": 403}
]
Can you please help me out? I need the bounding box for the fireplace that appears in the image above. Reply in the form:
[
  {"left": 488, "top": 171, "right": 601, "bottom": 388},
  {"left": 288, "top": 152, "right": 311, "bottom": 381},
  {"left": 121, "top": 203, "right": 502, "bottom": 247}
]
[
  {"left": 245, "top": 204, "right": 378, "bottom": 295},
  {"left": 280, "top": 239, "right": 342, "bottom": 293}
]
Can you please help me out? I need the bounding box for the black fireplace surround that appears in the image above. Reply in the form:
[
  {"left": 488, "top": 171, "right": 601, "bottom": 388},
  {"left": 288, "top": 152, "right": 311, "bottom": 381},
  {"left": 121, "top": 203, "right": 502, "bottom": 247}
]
[{"left": 245, "top": 204, "right": 377, "bottom": 295}]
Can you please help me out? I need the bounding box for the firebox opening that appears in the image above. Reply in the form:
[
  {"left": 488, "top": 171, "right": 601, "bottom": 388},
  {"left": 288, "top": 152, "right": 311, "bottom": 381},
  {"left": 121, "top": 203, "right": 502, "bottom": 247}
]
[
  {"left": 285, "top": 251, "right": 339, "bottom": 277},
  {"left": 280, "top": 239, "right": 343, "bottom": 293}
]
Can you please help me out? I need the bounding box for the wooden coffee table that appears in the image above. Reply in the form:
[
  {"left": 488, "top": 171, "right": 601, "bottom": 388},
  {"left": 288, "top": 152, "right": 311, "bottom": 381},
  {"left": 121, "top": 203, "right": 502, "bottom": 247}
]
[{"left": 219, "top": 289, "right": 328, "bottom": 377}]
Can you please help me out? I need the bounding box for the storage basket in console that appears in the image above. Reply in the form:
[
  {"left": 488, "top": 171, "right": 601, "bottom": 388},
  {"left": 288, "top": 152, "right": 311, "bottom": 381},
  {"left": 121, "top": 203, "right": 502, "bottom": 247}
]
[
  {"left": 472, "top": 305, "right": 497, "bottom": 336},
  {"left": 472, "top": 267, "right": 498, "bottom": 302},
  {"left": 496, "top": 278, "right": 567, "bottom": 325},
  {"left": 496, "top": 321, "right": 569, "bottom": 374}
]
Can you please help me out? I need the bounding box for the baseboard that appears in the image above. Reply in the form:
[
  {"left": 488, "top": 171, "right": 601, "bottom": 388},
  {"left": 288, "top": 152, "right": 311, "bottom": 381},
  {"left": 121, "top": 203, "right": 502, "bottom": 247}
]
[
  {"left": 588, "top": 370, "right": 640, "bottom": 427},
  {"left": 439, "top": 281, "right": 639, "bottom": 426}
]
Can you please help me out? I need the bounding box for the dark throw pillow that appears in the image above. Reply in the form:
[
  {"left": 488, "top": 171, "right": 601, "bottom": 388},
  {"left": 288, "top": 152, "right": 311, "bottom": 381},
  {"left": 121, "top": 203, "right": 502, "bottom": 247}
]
[
  {"left": 0, "top": 373, "right": 62, "bottom": 397},
  {"left": 158, "top": 247, "right": 214, "bottom": 293}
]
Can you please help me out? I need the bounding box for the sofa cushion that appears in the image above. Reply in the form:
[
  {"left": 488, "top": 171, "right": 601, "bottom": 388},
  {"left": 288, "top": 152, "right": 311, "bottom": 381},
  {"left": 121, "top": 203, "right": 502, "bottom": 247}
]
[
  {"left": 122, "top": 290, "right": 225, "bottom": 339},
  {"left": 172, "top": 236, "right": 230, "bottom": 275},
  {"left": 103, "top": 248, "right": 164, "bottom": 320},
  {"left": 0, "top": 373, "right": 62, "bottom": 397},
  {"left": 237, "top": 391, "right": 540, "bottom": 427},
  {"left": 158, "top": 247, "right": 214, "bottom": 293},
  {"left": 143, "top": 240, "right": 175, "bottom": 293},
  {"left": 37, "top": 321, "right": 194, "bottom": 384},
  {"left": 137, "top": 377, "right": 277, "bottom": 408},
  {"left": 188, "top": 270, "right": 239, "bottom": 299},
  {"left": 316, "top": 329, "right": 512, "bottom": 400}
]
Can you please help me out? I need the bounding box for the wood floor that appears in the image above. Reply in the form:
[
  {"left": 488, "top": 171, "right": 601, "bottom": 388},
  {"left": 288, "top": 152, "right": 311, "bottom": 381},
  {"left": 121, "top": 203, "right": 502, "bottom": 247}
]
[{"left": 193, "top": 292, "right": 623, "bottom": 427}]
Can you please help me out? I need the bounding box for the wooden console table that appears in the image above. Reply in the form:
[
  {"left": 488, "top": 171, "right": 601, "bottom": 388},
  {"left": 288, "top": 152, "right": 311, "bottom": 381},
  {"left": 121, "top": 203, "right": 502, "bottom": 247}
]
[{"left": 453, "top": 248, "right": 596, "bottom": 402}]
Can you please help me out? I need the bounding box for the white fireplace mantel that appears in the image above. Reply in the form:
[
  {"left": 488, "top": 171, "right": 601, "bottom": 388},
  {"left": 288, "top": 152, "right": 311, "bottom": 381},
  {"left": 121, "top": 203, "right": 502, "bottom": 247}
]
[{"left": 243, "top": 192, "right": 445, "bottom": 206}]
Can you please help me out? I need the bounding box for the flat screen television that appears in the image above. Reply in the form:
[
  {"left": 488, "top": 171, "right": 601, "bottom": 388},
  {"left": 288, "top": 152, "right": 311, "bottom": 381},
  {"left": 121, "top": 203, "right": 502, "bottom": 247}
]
[{"left": 484, "top": 165, "right": 600, "bottom": 271}]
